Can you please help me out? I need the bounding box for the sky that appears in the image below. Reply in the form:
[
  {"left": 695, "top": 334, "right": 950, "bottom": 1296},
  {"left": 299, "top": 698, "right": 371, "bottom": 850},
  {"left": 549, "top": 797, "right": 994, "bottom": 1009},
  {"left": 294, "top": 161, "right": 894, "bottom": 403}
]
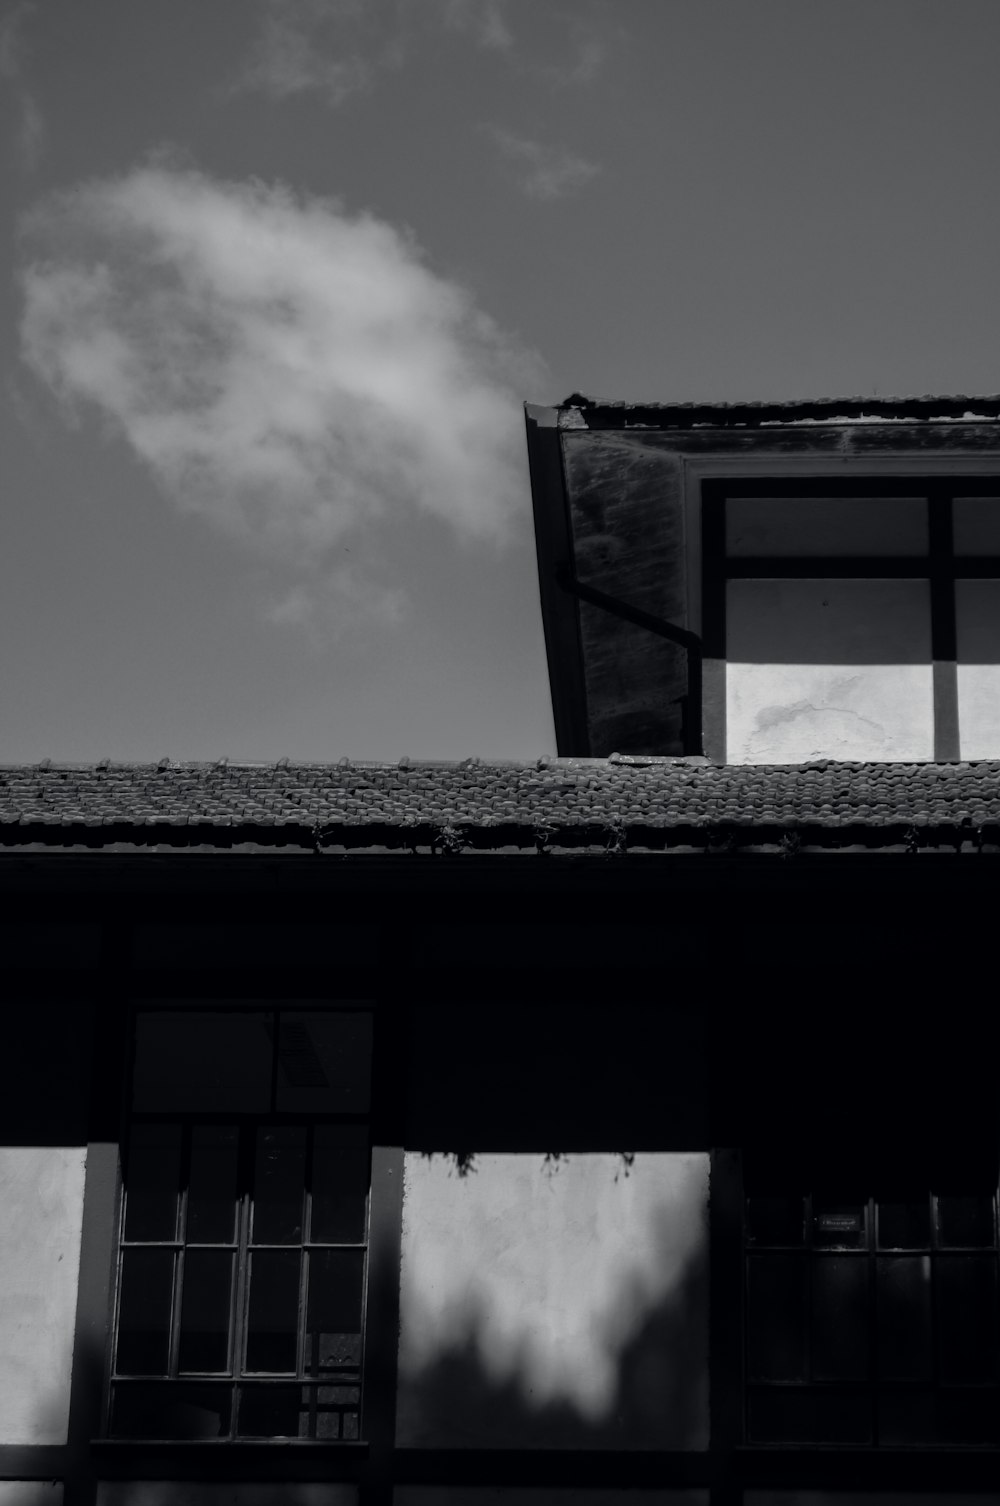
[{"left": 4, "top": 0, "right": 1000, "bottom": 764}]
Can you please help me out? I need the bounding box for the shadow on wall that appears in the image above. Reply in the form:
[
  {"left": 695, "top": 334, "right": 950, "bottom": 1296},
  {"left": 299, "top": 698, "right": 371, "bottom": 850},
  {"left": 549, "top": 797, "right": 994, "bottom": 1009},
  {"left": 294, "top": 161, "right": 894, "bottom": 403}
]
[{"left": 398, "top": 1198, "right": 709, "bottom": 1451}]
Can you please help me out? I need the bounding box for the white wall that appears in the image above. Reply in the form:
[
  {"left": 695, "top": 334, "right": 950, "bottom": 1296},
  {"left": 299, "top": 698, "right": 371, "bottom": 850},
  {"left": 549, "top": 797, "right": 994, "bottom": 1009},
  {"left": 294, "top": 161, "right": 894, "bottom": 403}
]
[
  {"left": 0, "top": 1148, "right": 87, "bottom": 1445},
  {"left": 397, "top": 1152, "right": 709, "bottom": 1449}
]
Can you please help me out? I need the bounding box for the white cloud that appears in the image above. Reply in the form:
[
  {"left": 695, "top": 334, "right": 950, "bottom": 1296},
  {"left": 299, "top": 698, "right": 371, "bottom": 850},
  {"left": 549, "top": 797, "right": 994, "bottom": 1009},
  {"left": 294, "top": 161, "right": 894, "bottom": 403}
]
[
  {"left": 19, "top": 167, "right": 543, "bottom": 596},
  {"left": 439, "top": 0, "right": 513, "bottom": 51},
  {"left": 234, "top": 0, "right": 374, "bottom": 104},
  {"left": 0, "top": 2, "right": 44, "bottom": 171},
  {"left": 487, "top": 127, "right": 601, "bottom": 200}
]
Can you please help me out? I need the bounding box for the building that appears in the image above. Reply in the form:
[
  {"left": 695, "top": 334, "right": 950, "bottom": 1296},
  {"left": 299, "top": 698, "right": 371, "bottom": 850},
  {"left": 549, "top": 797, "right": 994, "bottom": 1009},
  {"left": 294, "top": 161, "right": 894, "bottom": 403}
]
[{"left": 3, "top": 395, "right": 1000, "bottom": 1506}]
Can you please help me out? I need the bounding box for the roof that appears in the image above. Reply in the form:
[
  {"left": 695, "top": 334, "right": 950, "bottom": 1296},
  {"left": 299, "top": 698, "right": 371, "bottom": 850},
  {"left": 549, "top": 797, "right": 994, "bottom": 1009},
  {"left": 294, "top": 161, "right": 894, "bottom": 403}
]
[
  {"left": 2, "top": 758, "right": 1000, "bottom": 852},
  {"left": 547, "top": 394, "right": 1000, "bottom": 428}
]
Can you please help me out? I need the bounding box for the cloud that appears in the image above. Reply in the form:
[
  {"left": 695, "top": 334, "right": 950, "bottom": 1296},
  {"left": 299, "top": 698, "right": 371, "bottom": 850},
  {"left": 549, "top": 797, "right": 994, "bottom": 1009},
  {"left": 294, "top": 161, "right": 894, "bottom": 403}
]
[
  {"left": 233, "top": 0, "right": 374, "bottom": 104},
  {"left": 486, "top": 127, "right": 601, "bottom": 200},
  {"left": 0, "top": 2, "right": 44, "bottom": 170},
  {"left": 18, "top": 167, "right": 543, "bottom": 604},
  {"left": 439, "top": 0, "right": 513, "bottom": 51}
]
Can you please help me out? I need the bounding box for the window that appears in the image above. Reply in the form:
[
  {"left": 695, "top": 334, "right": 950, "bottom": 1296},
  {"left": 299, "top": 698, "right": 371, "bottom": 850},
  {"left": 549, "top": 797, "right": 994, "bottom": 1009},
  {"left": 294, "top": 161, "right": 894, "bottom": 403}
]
[
  {"left": 701, "top": 478, "right": 1000, "bottom": 763},
  {"left": 109, "top": 1005, "right": 373, "bottom": 1441},
  {"left": 744, "top": 1155, "right": 1000, "bottom": 1446}
]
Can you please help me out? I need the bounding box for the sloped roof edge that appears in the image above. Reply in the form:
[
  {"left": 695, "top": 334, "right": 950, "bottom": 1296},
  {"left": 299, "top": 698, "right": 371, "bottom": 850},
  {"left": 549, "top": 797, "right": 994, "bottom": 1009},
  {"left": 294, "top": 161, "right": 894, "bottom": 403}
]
[{"left": 2, "top": 759, "right": 1000, "bottom": 850}]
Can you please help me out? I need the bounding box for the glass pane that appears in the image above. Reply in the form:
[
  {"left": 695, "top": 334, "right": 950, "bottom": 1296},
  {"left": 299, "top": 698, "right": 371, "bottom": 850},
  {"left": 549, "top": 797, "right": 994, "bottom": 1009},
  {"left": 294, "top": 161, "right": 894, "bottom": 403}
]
[
  {"left": 305, "top": 1249, "right": 365, "bottom": 1374},
  {"left": 178, "top": 1250, "right": 233, "bottom": 1373},
  {"left": 110, "top": 1381, "right": 231, "bottom": 1439},
  {"left": 937, "top": 1194, "right": 996, "bottom": 1247},
  {"left": 747, "top": 1254, "right": 806, "bottom": 1380},
  {"left": 813, "top": 1201, "right": 867, "bottom": 1249},
  {"left": 312, "top": 1126, "right": 369, "bottom": 1244},
  {"left": 878, "top": 1198, "right": 930, "bottom": 1248},
  {"left": 726, "top": 580, "right": 933, "bottom": 764},
  {"left": 811, "top": 1257, "right": 868, "bottom": 1379},
  {"left": 276, "top": 1011, "right": 373, "bottom": 1113},
  {"left": 253, "top": 1126, "right": 305, "bottom": 1244},
  {"left": 116, "top": 1248, "right": 174, "bottom": 1374},
  {"left": 245, "top": 1250, "right": 300, "bottom": 1372},
  {"left": 937, "top": 1255, "right": 998, "bottom": 1381},
  {"left": 876, "top": 1255, "right": 931, "bottom": 1380},
  {"left": 238, "top": 1383, "right": 308, "bottom": 1438},
  {"left": 746, "top": 1196, "right": 804, "bottom": 1246},
  {"left": 953, "top": 497, "right": 1000, "bottom": 554},
  {"left": 747, "top": 1385, "right": 870, "bottom": 1444},
  {"left": 188, "top": 1126, "right": 239, "bottom": 1243},
  {"left": 726, "top": 496, "right": 928, "bottom": 555},
  {"left": 956, "top": 581, "right": 1000, "bottom": 758},
  {"left": 936, "top": 1385, "right": 1000, "bottom": 1445},
  {"left": 878, "top": 1387, "right": 934, "bottom": 1446},
  {"left": 124, "top": 1124, "right": 180, "bottom": 1241},
  {"left": 317, "top": 1382, "right": 361, "bottom": 1441},
  {"left": 133, "top": 1012, "right": 272, "bottom": 1112}
]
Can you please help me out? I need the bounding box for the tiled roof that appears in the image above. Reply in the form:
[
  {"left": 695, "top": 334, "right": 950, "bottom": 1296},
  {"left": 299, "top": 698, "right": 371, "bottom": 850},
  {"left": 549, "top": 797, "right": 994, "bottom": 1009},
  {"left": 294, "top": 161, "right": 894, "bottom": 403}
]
[
  {"left": 2, "top": 758, "right": 1000, "bottom": 851},
  {"left": 553, "top": 394, "right": 1000, "bottom": 428}
]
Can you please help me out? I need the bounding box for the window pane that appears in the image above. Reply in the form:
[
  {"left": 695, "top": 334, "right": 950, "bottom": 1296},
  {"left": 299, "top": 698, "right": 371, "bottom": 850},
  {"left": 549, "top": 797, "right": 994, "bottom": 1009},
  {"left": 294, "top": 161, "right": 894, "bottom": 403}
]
[
  {"left": 188, "top": 1126, "right": 239, "bottom": 1243},
  {"left": 238, "top": 1383, "right": 308, "bottom": 1438},
  {"left": 305, "top": 1249, "right": 365, "bottom": 1374},
  {"left": 133, "top": 1012, "right": 272, "bottom": 1112},
  {"left": 253, "top": 1126, "right": 305, "bottom": 1244},
  {"left": 276, "top": 1011, "right": 373, "bottom": 1113},
  {"left": 727, "top": 496, "right": 928, "bottom": 556},
  {"left": 876, "top": 1255, "right": 931, "bottom": 1380},
  {"left": 878, "top": 1198, "right": 930, "bottom": 1248},
  {"left": 813, "top": 1201, "right": 867, "bottom": 1249},
  {"left": 811, "top": 1256, "right": 868, "bottom": 1379},
  {"left": 124, "top": 1124, "right": 180, "bottom": 1241},
  {"left": 878, "top": 1387, "right": 935, "bottom": 1446},
  {"left": 116, "top": 1248, "right": 174, "bottom": 1374},
  {"left": 245, "top": 1250, "right": 300, "bottom": 1372},
  {"left": 312, "top": 1126, "right": 369, "bottom": 1244},
  {"left": 178, "top": 1250, "right": 233, "bottom": 1373},
  {"left": 747, "top": 1254, "right": 806, "bottom": 1380},
  {"left": 936, "top": 1385, "right": 1000, "bottom": 1445},
  {"left": 937, "top": 1256, "right": 998, "bottom": 1381},
  {"left": 111, "top": 1381, "right": 231, "bottom": 1439},
  {"left": 747, "top": 1385, "right": 870, "bottom": 1444},
  {"left": 726, "top": 580, "right": 933, "bottom": 764},
  {"left": 953, "top": 497, "right": 1000, "bottom": 554},
  {"left": 956, "top": 581, "right": 1000, "bottom": 759},
  {"left": 746, "top": 1197, "right": 804, "bottom": 1246},
  {"left": 937, "top": 1194, "right": 996, "bottom": 1247}
]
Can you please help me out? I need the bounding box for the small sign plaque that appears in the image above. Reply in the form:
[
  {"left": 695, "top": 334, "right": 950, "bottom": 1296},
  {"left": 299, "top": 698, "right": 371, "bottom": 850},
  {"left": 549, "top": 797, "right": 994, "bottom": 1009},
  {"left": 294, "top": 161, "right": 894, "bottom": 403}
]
[{"left": 816, "top": 1211, "right": 863, "bottom": 1234}]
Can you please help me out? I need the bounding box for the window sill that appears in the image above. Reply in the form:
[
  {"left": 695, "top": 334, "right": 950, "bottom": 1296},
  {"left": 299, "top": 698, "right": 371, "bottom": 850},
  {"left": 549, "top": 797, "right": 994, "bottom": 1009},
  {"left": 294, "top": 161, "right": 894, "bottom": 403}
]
[{"left": 91, "top": 1438, "right": 369, "bottom": 1480}]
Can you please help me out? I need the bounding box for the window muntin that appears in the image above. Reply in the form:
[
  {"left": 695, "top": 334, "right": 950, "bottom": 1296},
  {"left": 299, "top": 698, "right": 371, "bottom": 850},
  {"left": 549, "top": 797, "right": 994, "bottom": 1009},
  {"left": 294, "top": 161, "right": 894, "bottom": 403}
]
[
  {"left": 702, "top": 478, "right": 1000, "bottom": 763},
  {"left": 110, "top": 1006, "right": 372, "bottom": 1441},
  {"left": 744, "top": 1180, "right": 1000, "bottom": 1446}
]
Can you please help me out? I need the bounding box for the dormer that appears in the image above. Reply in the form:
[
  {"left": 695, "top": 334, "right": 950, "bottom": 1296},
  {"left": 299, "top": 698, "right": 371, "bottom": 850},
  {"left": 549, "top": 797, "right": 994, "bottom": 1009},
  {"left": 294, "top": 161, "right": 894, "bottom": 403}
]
[{"left": 526, "top": 395, "right": 1000, "bottom": 763}]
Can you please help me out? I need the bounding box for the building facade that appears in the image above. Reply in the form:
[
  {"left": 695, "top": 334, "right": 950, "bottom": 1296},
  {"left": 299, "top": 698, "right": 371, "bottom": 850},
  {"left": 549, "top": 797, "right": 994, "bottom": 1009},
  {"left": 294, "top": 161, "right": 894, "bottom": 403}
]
[{"left": 3, "top": 396, "right": 1000, "bottom": 1506}]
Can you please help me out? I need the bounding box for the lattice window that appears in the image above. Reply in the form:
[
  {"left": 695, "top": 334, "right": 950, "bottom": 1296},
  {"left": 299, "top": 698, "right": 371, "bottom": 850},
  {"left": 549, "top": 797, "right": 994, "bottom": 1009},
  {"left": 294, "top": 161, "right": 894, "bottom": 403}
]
[{"left": 109, "top": 1006, "right": 372, "bottom": 1440}]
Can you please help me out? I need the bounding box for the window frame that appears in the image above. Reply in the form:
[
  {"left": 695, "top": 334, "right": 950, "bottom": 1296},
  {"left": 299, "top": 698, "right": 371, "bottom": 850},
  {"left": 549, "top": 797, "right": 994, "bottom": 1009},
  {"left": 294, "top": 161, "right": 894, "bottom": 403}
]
[
  {"left": 107, "top": 1002, "right": 375, "bottom": 1445},
  {"left": 743, "top": 1172, "right": 1000, "bottom": 1447},
  {"left": 698, "top": 474, "right": 1000, "bottom": 763}
]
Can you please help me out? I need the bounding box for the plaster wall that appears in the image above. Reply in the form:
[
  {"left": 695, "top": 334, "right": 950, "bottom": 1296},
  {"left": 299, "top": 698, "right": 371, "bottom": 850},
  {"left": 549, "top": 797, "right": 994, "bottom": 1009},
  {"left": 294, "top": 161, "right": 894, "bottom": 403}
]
[
  {"left": 726, "top": 580, "right": 934, "bottom": 763},
  {"left": 397, "top": 1151, "right": 709, "bottom": 1450},
  {"left": 396, "top": 1493, "right": 708, "bottom": 1506},
  {"left": 956, "top": 579, "right": 1000, "bottom": 757},
  {"left": 97, "top": 1489, "right": 356, "bottom": 1506},
  {"left": 0, "top": 1147, "right": 87, "bottom": 1444},
  {"left": 0, "top": 1487, "right": 63, "bottom": 1506}
]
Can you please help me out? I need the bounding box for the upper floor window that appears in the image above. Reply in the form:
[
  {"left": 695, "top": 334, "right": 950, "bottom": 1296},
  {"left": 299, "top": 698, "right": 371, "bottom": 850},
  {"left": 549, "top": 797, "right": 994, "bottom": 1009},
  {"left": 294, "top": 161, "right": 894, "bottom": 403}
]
[
  {"left": 109, "top": 1004, "right": 372, "bottom": 1441},
  {"left": 701, "top": 478, "right": 1000, "bottom": 763}
]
